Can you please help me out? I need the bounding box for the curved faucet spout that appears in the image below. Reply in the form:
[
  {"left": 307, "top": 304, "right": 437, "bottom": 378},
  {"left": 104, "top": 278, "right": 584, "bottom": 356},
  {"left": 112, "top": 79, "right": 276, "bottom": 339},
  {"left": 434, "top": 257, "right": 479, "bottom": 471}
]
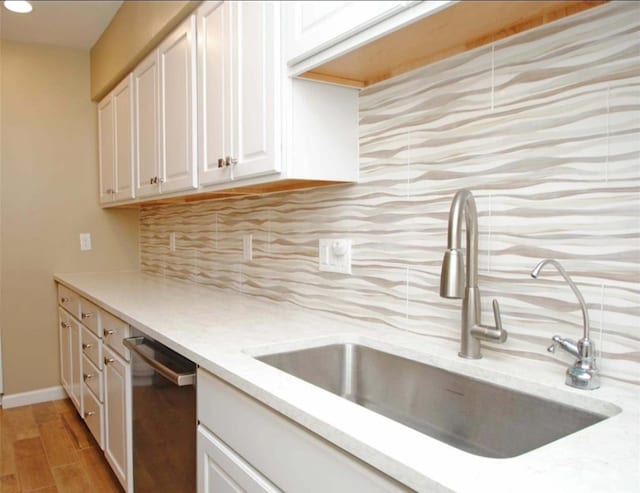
[
  {"left": 530, "top": 259, "right": 590, "bottom": 340},
  {"left": 440, "top": 190, "right": 506, "bottom": 359}
]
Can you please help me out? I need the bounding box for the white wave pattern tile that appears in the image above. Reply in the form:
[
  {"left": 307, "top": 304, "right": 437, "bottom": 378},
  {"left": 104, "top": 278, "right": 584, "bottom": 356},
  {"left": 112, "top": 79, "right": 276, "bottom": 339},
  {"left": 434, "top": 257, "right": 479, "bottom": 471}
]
[{"left": 140, "top": 2, "right": 640, "bottom": 385}]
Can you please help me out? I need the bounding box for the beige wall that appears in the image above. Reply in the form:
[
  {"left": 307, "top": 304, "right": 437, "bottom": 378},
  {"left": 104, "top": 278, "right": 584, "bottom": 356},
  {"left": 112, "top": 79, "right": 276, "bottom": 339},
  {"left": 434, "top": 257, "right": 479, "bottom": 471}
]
[
  {"left": 90, "top": 0, "right": 201, "bottom": 101},
  {"left": 0, "top": 41, "right": 139, "bottom": 395}
]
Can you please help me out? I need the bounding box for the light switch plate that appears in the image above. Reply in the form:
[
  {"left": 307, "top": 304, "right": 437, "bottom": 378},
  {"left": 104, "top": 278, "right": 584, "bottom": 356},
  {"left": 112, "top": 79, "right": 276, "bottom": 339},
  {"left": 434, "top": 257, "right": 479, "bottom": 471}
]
[
  {"left": 318, "top": 239, "right": 351, "bottom": 274},
  {"left": 79, "top": 233, "right": 92, "bottom": 251}
]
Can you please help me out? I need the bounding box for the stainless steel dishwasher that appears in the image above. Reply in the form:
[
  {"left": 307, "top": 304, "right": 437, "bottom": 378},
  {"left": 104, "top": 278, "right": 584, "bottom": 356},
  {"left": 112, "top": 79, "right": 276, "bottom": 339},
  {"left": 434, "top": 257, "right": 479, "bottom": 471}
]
[{"left": 124, "top": 331, "right": 197, "bottom": 493}]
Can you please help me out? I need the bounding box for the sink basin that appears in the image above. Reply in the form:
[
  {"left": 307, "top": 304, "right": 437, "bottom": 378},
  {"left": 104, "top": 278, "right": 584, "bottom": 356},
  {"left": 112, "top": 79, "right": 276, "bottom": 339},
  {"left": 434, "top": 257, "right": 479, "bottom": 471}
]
[{"left": 256, "top": 343, "right": 616, "bottom": 458}]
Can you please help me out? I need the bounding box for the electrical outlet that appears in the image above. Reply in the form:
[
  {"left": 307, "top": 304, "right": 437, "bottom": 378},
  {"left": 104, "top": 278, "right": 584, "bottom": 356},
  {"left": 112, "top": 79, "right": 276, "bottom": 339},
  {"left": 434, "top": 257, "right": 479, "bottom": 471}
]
[
  {"left": 318, "top": 239, "right": 351, "bottom": 274},
  {"left": 243, "top": 234, "right": 253, "bottom": 261},
  {"left": 79, "top": 233, "right": 92, "bottom": 251}
]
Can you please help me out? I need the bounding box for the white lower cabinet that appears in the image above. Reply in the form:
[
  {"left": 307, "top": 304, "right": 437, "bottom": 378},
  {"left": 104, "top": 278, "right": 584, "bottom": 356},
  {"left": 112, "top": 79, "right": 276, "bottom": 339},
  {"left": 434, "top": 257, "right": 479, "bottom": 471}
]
[
  {"left": 197, "top": 369, "right": 409, "bottom": 492},
  {"left": 197, "top": 425, "right": 280, "bottom": 493},
  {"left": 59, "top": 308, "right": 82, "bottom": 413},
  {"left": 57, "top": 283, "right": 133, "bottom": 491},
  {"left": 104, "top": 345, "right": 132, "bottom": 492}
]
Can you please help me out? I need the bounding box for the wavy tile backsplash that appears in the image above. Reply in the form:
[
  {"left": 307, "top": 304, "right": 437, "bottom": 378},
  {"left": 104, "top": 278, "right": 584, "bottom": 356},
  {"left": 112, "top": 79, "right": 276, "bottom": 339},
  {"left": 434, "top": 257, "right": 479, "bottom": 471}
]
[{"left": 140, "top": 3, "right": 639, "bottom": 384}]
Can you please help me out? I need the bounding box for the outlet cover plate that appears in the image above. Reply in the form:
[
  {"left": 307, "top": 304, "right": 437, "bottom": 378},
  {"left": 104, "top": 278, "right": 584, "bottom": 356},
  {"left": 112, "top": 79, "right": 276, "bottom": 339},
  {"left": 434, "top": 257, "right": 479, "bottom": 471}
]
[{"left": 319, "top": 239, "right": 351, "bottom": 274}]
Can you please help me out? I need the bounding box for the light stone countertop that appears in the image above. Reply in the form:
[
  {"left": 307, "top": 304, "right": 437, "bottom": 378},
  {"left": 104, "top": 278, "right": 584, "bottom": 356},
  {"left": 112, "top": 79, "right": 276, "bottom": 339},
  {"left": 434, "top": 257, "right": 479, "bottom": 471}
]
[{"left": 54, "top": 271, "right": 640, "bottom": 493}]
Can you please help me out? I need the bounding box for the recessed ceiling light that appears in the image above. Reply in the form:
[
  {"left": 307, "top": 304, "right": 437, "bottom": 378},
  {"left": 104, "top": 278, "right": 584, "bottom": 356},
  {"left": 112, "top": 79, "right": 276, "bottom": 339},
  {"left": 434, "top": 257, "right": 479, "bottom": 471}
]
[{"left": 3, "top": 1, "right": 33, "bottom": 14}]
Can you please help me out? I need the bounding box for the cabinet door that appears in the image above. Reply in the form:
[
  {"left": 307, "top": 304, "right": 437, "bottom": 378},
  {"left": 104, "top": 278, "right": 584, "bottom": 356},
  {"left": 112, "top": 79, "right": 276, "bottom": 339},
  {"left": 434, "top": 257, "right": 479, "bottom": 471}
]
[
  {"left": 198, "top": 425, "right": 280, "bottom": 493},
  {"left": 197, "top": 1, "right": 233, "bottom": 186},
  {"left": 70, "top": 318, "right": 83, "bottom": 413},
  {"left": 134, "top": 50, "right": 160, "bottom": 198},
  {"left": 113, "top": 74, "right": 135, "bottom": 202},
  {"left": 229, "top": 1, "right": 279, "bottom": 180},
  {"left": 59, "top": 309, "right": 72, "bottom": 396},
  {"left": 98, "top": 94, "right": 115, "bottom": 204},
  {"left": 104, "top": 346, "right": 132, "bottom": 492},
  {"left": 284, "top": 1, "right": 412, "bottom": 65},
  {"left": 159, "top": 15, "right": 198, "bottom": 193}
]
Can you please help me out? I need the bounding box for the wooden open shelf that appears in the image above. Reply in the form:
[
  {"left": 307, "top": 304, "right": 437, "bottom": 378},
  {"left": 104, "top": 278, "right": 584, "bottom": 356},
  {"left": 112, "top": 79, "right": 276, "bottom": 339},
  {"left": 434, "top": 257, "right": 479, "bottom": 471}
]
[{"left": 300, "top": 1, "right": 607, "bottom": 88}]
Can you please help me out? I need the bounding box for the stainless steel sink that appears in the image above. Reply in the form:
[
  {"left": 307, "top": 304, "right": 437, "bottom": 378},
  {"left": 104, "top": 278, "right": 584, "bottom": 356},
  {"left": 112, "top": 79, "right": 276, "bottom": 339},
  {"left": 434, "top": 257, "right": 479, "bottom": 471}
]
[{"left": 256, "top": 343, "right": 616, "bottom": 458}]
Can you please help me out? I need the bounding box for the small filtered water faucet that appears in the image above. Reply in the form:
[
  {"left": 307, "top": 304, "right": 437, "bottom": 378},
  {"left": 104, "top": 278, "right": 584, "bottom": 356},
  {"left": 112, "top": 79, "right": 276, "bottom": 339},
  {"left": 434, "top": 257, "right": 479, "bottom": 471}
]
[
  {"left": 440, "top": 190, "right": 507, "bottom": 359},
  {"left": 531, "top": 259, "right": 600, "bottom": 390}
]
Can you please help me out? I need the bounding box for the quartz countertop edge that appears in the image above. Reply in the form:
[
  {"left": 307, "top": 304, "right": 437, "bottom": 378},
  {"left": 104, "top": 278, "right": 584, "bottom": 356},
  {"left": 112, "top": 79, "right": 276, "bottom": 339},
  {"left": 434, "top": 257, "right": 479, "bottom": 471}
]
[{"left": 53, "top": 271, "right": 640, "bottom": 493}]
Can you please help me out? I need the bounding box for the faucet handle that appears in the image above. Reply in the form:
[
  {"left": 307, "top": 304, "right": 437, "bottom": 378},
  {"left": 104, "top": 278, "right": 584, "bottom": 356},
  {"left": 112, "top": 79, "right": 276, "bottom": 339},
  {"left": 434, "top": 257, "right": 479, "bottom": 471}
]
[
  {"left": 547, "top": 335, "right": 579, "bottom": 358},
  {"left": 492, "top": 299, "right": 503, "bottom": 333}
]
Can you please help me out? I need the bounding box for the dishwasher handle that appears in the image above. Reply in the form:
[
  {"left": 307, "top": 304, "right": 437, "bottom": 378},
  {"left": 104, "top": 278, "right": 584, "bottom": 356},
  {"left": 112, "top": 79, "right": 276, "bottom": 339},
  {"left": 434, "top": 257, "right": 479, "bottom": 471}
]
[{"left": 124, "top": 336, "right": 195, "bottom": 387}]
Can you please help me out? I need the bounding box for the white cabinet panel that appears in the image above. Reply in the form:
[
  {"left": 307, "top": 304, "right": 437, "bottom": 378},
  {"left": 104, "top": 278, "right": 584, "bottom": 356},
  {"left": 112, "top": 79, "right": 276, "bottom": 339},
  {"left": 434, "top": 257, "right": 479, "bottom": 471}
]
[
  {"left": 198, "top": 425, "right": 280, "bottom": 493},
  {"left": 98, "top": 95, "right": 115, "bottom": 204},
  {"left": 159, "top": 15, "right": 198, "bottom": 193},
  {"left": 83, "top": 381, "right": 105, "bottom": 449},
  {"left": 59, "top": 309, "right": 73, "bottom": 400},
  {"left": 285, "top": 1, "right": 412, "bottom": 65},
  {"left": 134, "top": 51, "right": 161, "bottom": 198},
  {"left": 104, "top": 346, "right": 132, "bottom": 492},
  {"left": 198, "top": 1, "right": 232, "bottom": 186},
  {"left": 113, "top": 75, "right": 135, "bottom": 202},
  {"left": 230, "top": 0, "right": 279, "bottom": 180}
]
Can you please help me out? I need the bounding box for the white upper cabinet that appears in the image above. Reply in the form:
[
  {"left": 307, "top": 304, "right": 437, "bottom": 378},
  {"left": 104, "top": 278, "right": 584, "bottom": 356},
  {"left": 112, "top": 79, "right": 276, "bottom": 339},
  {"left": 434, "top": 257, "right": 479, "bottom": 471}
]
[
  {"left": 98, "top": 95, "right": 115, "bottom": 204},
  {"left": 159, "top": 15, "right": 198, "bottom": 194},
  {"left": 134, "top": 15, "right": 197, "bottom": 199},
  {"left": 113, "top": 76, "right": 135, "bottom": 202},
  {"left": 229, "top": 0, "right": 279, "bottom": 181},
  {"left": 98, "top": 75, "right": 135, "bottom": 204},
  {"left": 198, "top": 1, "right": 358, "bottom": 190},
  {"left": 133, "top": 51, "right": 160, "bottom": 198},
  {"left": 198, "top": 1, "right": 278, "bottom": 186},
  {"left": 284, "top": 1, "right": 415, "bottom": 65},
  {"left": 197, "top": 1, "right": 232, "bottom": 185}
]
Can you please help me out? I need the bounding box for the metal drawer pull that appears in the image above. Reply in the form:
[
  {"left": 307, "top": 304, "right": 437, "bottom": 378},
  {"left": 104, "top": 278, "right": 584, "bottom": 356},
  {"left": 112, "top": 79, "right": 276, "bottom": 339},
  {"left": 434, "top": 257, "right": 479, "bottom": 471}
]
[
  {"left": 104, "top": 329, "right": 115, "bottom": 336},
  {"left": 104, "top": 357, "right": 115, "bottom": 365},
  {"left": 84, "top": 411, "right": 95, "bottom": 418},
  {"left": 60, "top": 321, "right": 70, "bottom": 329},
  {"left": 124, "top": 337, "right": 195, "bottom": 386},
  {"left": 82, "top": 343, "right": 93, "bottom": 350},
  {"left": 83, "top": 373, "right": 94, "bottom": 381},
  {"left": 81, "top": 312, "right": 94, "bottom": 319},
  {"left": 217, "top": 158, "right": 225, "bottom": 168},
  {"left": 60, "top": 297, "right": 70, "bottom": 303}
]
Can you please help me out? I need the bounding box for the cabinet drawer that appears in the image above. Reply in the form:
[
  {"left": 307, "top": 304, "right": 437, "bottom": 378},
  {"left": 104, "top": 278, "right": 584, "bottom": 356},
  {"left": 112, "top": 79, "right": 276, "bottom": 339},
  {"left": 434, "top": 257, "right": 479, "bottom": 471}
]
[
  {"left": 81, "top": 327, "right": 103, "bottom": 370},
  {"left": 58, "top": 284, "right": 80, "bottom": 318},
  {"left": 197, "top": 370, "right": 408, "bottom": 492},
  {"left": 82, "top": 354, "right": 103, "bottom": 402},
  {"left": 83, "top": 383, "right": 105, "bottom": 449},
  {"left": 101, "top": 310, "right": 130, "bottom": 361},
  {"left": 79, "top": 297, "right": 101, "bottom": 336}
]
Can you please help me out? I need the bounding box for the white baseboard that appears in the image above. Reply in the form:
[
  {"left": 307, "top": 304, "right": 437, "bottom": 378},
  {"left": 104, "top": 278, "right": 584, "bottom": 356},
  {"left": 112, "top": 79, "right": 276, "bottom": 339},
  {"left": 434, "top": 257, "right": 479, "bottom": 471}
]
[{"left": 1, "top": 385, "right": 67, "bottom": 409}]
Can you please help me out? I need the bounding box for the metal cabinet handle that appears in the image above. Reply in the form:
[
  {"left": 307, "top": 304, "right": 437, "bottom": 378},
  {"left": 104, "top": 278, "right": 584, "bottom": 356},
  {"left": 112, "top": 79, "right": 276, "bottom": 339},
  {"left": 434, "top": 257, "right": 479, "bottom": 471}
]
[
  {"left": 105, "top": 188, "right": 114, "bottom": 194},
  {"left": 81, "top": 312, "right": 93, "bottom": 319},
  {"left": 217, "top": 158, "right": 225, "bottom": 168},
  {"left": 104, "top": 357, "right": 115, "bottom": 365},
  {"left": 84, "top": 411, "right": 95, "bottom": 418},
  {"left": 60, "top": 297, "right": 70, "bottom": 303},
  {"left": 82, "top": 343, "right": 92, "bottom": 350},
  {"left": 104, "top": 329, "right": 115, "bottom": 336},
  {"left": 83, "top": 373, "right": 94, "bottom": 381},
  {"left": 225, "top": 156, "right": 238, "bottom": 167},
  {"left": 60, "top": 321, "right": 70, "bottom": 329}
]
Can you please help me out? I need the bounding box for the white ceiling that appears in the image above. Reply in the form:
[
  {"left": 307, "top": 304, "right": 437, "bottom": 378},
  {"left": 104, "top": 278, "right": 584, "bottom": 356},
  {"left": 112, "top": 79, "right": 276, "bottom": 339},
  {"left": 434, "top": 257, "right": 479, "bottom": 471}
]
[{"left": 0, "top": 1, "right": 122, "bottom": 50}]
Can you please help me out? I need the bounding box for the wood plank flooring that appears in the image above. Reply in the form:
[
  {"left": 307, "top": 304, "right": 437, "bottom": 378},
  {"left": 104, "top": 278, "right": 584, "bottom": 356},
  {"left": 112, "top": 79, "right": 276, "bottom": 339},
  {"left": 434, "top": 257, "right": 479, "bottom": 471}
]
[{"left": 0, "top": 399, "right": 122, "bottom": 493}]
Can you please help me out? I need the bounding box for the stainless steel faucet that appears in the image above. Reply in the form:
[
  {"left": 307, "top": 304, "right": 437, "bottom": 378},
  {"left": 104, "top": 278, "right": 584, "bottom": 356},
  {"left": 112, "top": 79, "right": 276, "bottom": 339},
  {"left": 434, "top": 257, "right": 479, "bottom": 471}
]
[
  {"left": 440, "top": 190, "right": 507, "bottom": 359},
  {"left": 530, "top": 259, "right": 600, "bottom": 390}
]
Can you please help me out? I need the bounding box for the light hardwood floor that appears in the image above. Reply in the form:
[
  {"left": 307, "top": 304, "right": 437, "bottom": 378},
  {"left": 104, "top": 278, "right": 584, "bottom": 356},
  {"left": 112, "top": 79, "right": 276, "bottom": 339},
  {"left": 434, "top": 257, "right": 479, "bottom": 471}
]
[{"left": 0, "top": 399, "right": 122, "bottom": 493}]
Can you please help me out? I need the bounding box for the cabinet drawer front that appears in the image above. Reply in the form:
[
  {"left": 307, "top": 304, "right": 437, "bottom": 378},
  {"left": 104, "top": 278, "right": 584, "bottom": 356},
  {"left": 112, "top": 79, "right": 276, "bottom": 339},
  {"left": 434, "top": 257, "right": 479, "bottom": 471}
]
[
  {"left": 198, "top": 425, "right": 281, "bottom": 493},
  {"left": 79, "top": 297, "right": 101, "bottom": 336},
  {"left": 83, "top": 383, "right": 105, "bottom": 449},
  {"left": 81, "top": 327, "right": 103, "bottom": 370},
  {"left": 101, "top": 310, "right": 130, "bottom": 361},
  {"left": 82, "top": 354, "right": 103, "bottom": 402},
  {"left": 58, "top": 284, "right": 80, "bottom": 318},
  {"left": 197, "top": 370, "right": 408, "bottom": 493}
]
